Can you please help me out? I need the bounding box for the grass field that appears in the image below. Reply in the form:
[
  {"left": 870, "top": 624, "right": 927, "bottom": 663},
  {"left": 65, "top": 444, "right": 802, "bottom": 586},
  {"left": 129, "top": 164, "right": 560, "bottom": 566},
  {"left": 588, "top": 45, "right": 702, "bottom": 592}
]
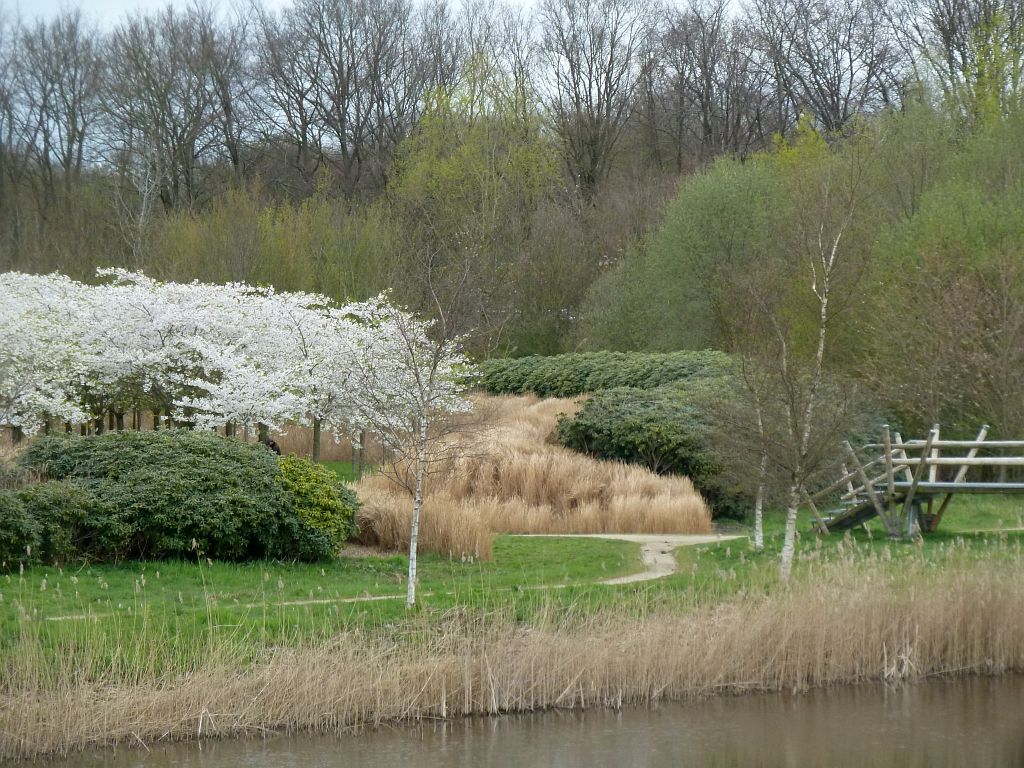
[{"left": 4, "top": 495, "right": 1023, "bottom": 760}]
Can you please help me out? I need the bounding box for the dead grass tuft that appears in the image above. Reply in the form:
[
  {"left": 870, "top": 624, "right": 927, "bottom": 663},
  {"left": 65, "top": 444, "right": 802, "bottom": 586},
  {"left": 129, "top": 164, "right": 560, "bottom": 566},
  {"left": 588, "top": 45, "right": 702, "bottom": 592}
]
[{"left": 355, "top": 395, "right": 711, "bottom": 556}]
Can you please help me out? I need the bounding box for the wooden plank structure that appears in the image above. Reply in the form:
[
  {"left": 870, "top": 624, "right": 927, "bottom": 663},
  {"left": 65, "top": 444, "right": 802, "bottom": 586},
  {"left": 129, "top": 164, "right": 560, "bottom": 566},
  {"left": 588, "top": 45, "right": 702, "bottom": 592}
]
[{"left": 810, "top": 425, "right": 1024, "bottom": 538}]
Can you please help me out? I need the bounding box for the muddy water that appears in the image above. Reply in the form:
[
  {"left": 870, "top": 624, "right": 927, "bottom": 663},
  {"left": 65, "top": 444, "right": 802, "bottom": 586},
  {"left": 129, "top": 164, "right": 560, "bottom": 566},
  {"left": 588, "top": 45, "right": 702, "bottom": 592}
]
[{"left": 63, "top": 675, "right": 1023, "bottom": 767}]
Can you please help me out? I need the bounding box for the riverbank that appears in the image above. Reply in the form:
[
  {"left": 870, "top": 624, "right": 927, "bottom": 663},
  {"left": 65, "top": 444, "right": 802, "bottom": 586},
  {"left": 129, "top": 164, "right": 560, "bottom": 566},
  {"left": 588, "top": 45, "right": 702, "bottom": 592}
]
[{"left": 3, "top": 524, "right": 1023, "bottom": 760}]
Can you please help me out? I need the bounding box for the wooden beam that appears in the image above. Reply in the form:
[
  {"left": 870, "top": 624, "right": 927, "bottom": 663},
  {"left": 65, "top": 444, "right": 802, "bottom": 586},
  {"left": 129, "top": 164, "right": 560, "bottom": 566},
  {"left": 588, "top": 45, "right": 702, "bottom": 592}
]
[
  {"left": 929, "top": 424, "right": 990, "bottom": 533},
  {"left": 888, "top": 482, "right": 1024, "bottom": 493},
  {"left": 870, "top": 456, "right": 1024, "bottom": 467},
  {"left": 883, "top": 425, "right": 896, "bottom": 506},
  {"left": 844, "top": 440, "right": 894, "bottom": 535},
  {"left": 901, "top": 427, "right": 938, "bottom": 524},
  {"left": 864, "top": 439, "right": 1024, "bottom": 449},
  {"left": 928, "top": 425, "right": 940, "bottom": 484},
  {"left": 801, "top": 488, "right": 830, "bottom": 535},
  {"left": 893, "top": 432, "right": 915, "bottom": 482},
  {"left": 841, "top": 463, "right": 856, "bottom": 495}
]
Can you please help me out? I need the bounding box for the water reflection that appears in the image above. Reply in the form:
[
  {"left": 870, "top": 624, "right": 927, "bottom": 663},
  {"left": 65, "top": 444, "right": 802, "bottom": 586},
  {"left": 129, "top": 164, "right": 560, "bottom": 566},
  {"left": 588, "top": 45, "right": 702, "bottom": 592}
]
[{"left": 60, "top": 675, "right": 1024, "bottom": 767}]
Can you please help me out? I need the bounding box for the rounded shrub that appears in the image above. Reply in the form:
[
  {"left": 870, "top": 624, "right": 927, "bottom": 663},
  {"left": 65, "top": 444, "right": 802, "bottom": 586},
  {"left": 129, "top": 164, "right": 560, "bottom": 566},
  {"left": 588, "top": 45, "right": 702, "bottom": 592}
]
[
  {"left": 555, "top": 385, "right": 748, "bottom": 519},
  {"left": 278, "top": 456, "right": 360, "bottom": 550},
  {"left": 16, "top": 480, "right": 131, "bottom": 564},
  {"left": 0, "top": 491, "right": 40, "bottom": 570},
  {"left": 18, "top": 431, "right": 338, "bottom": 563}
]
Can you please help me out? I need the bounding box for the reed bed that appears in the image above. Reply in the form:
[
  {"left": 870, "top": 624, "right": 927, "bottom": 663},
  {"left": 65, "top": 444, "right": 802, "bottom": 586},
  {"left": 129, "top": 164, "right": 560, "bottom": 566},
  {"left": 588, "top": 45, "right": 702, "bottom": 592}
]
[
  {"left": 3, "top": 542, "right": 1022, "bottom": 760},
  {"left": 356, "top": 395, "right": 711, "bottom": 556}
]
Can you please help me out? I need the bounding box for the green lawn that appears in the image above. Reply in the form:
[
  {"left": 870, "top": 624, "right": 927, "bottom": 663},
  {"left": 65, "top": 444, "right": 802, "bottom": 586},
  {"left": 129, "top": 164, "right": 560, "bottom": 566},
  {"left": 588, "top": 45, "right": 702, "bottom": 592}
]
[
  {"left": 322, "top": 460, "right": 372, "bottom": 483},
  {"left": 4, "top": 494, "right": 1022, "bottom": 681},
  {"left": 0, "top": 536, "right": 640, "bottom": 650}
]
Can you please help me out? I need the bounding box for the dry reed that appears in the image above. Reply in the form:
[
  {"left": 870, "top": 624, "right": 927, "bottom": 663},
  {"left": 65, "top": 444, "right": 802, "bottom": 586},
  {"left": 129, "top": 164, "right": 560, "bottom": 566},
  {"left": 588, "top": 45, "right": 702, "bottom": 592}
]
[
  {"left": 3, "top": 550, "right": 1022, "bottom": 760},
  {"left": 356, "top": 395, "right": 712, "bottom": 556}
]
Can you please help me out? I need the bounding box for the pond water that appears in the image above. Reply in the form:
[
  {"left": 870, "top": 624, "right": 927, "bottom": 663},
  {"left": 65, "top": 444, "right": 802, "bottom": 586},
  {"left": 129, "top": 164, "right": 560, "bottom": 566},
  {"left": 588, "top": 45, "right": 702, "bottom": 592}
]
[{"left": 61, "top": 675, "right": 1023, "bottom": 767}]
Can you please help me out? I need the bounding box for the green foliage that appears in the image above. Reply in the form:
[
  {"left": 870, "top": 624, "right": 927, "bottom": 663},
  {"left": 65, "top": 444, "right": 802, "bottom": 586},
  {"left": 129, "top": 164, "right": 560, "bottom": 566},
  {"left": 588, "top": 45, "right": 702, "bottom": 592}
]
[
  {"left": 0, "top": 492, "right": 39, "bottom": 571},
  {"left": 16, "top": 480, "right": 131, "bottom": 564},
  {"left": 474, "top": 351, "right": 733, "bottom": 398},
  {"left": 555, "top": 385, "right": 747, "bottom": 519},
  {"left": 580, "top": 157, "right": 783, "bottom": 351},
  {"left": 278, "top": 456, "right": 360, "bottom": 549},
  {"left": 18, "top": 431, "right": 336, "bottom": 563}
]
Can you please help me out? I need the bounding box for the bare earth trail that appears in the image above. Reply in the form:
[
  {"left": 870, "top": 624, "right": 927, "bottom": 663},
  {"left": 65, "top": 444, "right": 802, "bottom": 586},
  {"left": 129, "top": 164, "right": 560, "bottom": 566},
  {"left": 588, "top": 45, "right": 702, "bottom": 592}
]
[{"left": 517, "top": 533, "right": 745, "bottom": 585}]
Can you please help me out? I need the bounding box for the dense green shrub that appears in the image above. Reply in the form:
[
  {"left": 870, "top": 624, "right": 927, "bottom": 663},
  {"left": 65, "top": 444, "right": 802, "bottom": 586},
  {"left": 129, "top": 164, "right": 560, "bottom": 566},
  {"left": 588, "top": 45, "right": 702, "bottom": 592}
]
[
  {"left": 0, "top": 491, "right": 39, "bottom": 570},
  {"left": 16, "top": 480, "right": 131, "bottom": 564},
  {"left": 279, "top": 456, "right": 360, "bottom": 548},
  {"left": 17, "top": 431, "right": 341, "bottom": 563},
  {"left": 556, "top": 385, "right": 748, "bottom": 519},
  {"left": 474, "top": 350, "right": 733, "bottom": 398}
]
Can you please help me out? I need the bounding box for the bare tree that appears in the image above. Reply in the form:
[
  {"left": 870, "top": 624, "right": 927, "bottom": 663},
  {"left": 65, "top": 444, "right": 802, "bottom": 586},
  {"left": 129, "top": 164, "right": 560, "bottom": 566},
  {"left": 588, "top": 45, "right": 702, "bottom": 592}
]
[
  {"left": 891, "top": 0, "right": 1024, "bottom": 118},
  {"left": 101, "top": 8, "right": 217, "bottom": 212},
  {"left": 750, "top": 0, "right": 904, "bottom": 132},
  {"left": 653, "top": 1, "right": 776, "bottom": 167},
  {"left": 538, "top": 0, "right": 651, "bottom": 195},
  {"left": 17, "top": 11, "right": 102, "bottom": 215}
]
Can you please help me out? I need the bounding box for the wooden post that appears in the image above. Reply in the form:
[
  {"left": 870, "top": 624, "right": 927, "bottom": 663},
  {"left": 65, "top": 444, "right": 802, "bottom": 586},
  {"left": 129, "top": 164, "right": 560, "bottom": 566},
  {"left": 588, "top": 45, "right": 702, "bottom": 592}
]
[
  {"left": 929, "top": 424, "right": 990, "bottom": 533},
  {"left": 841, "top": 463, "right": 856, "bottom": 496},
  {"left": 901, "top": 426, "right": 937, "bottom": 529},
  {"left": 893, "top": 432, "right": 915, "bottom": 482},
  {"left": 801, "top": 487, "right": 830, "bottom": 534},
  {"left": 843, "top": 441, "right": 894, "bottom": 536},
  {"left": 883, "top": 424, "right": 896, "bottom": 506}
]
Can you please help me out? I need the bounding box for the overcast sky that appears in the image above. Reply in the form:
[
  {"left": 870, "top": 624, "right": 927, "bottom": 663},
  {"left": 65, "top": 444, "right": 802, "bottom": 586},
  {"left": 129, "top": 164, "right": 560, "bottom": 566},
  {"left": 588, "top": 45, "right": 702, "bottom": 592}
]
[
  {"left": 5, "top": 0, "right": 292, "bottom": 25},
  {"left": 6, "top": 0, "right": 534, "bottom": 25}
]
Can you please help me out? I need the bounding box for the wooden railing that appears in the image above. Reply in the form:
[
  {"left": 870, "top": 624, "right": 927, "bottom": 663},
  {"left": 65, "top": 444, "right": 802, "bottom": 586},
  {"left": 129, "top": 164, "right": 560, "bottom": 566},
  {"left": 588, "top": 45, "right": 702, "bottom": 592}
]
[{"left": 810, "top": 425, "right": 1024, "bottom": 537}]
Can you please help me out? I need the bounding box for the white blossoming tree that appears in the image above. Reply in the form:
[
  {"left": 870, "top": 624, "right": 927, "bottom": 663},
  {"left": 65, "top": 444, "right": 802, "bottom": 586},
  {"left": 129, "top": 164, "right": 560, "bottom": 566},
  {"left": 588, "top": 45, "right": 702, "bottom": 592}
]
[{"left": 347, "top": 297, "right": 472, "bottom": 607}]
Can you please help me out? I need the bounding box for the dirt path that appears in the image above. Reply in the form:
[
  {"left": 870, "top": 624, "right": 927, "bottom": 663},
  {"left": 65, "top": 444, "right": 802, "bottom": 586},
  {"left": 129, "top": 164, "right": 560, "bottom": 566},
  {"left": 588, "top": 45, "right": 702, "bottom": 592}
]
[{"left": 518, "top": 533, "right": 744, "bottom": 585}]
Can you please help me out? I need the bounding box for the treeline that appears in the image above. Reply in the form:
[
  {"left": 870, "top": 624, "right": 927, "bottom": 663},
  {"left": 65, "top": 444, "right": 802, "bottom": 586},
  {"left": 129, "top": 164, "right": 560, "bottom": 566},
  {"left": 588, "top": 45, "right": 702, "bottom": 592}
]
[
  {"left": 583, "top": 107, "right": 1024, "bottom": 440},
  {"left": 2, "top": 0, "right": 1021, "bottom": 354}
]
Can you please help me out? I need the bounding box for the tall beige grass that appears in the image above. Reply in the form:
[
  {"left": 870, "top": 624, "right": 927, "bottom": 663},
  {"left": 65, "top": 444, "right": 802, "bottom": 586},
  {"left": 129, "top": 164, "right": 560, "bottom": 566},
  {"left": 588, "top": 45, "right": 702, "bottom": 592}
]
[
  {"left": 355, "top": 395, "right": 712, "bottom": 556},
  {"left": 3, "top": 552, "right": 1022, "bottom": 760}
]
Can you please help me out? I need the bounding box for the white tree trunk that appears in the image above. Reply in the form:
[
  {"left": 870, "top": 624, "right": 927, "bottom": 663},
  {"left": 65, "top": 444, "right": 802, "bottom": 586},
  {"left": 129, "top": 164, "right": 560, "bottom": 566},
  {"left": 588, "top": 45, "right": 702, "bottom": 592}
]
[
  {"left": 779, "top": 484, "right": 800, "bottom": 581},
  {"left": 406, "top": 417, "right": 429, "bottom": 608},
  {"left": 753, "top": 477, "right": 766, "bottom": 552}
]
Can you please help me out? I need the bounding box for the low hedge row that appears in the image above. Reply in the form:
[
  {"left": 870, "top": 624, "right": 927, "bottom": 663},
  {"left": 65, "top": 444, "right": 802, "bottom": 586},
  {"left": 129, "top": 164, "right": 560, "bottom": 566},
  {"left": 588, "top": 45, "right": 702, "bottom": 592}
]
[
  {"left": 474, "top": 350, "right": 733, "bottom": 398},
  {"left": 555, "top": 384, "right": 748, "bottom": 519},
  {"left": 0, "top": 431, "right": 360, "bottom": 570}
]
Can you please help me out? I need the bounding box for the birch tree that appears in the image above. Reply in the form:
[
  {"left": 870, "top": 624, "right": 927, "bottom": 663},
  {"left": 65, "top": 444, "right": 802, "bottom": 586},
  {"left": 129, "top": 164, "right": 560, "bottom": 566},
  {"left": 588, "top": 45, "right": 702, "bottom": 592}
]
[{"left": 347, "top": 298, "right": 471, "bottom": 607}]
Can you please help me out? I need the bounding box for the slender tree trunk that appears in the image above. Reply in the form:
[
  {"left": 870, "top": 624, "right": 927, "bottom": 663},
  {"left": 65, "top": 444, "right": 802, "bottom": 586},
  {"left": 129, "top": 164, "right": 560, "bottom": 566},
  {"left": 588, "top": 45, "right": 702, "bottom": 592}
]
[
  {"left": 312, "top": 417, "right": 322, "bottom": 463},
  {"left": 407, "top": 418, "right": 429, "bottom": 608},
  {"left": 753, "top": 472, "right": 766, "bottom": 552},
  {"left": 115, "top": 412, "right": 125, "bottom": 431},
  {"left": 358, "top": 429, "right": 366, "bottom": 478},
  {"left": 94, "top": 416, "right": 105, "bottom": 435},
  {"left": 108, "top": 411, "right": 116, "bottom": 432},
  {"left": 152, "top": 410, "right": 160, "bottom": 430},
  {"left": 779, "top": 483, "right": 801, "bottom": 580},
  {"left": 80, "top": 424, "right": 87, "bottom": 436}
]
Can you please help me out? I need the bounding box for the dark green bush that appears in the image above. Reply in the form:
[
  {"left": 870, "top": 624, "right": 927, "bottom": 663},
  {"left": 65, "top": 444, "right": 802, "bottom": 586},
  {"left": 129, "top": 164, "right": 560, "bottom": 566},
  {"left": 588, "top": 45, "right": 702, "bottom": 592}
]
[
  {"left": 555, "top": 385, "right": 748, "bottom": 519},
  {"left": 18, "top": 431, "right": 340, "bottom": 563},
  {"left": 474, "top": 350, "right": 733, "bottom": 398},
  {"left": 16, "top": 480, "right": 131, "bottom": 564},
  {"left": 0, "top": 491, "right": 40, "bottom": 570},
  {"left": 279, "top": 455, "right": 360, "bottom": 549}
]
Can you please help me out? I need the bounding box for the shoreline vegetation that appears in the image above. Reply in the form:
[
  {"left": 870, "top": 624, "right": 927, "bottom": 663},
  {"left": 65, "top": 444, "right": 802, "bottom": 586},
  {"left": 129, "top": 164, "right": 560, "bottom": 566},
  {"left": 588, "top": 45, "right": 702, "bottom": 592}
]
[{"left": 2, "top": 525, "right": 1023, "bottom": 760}]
